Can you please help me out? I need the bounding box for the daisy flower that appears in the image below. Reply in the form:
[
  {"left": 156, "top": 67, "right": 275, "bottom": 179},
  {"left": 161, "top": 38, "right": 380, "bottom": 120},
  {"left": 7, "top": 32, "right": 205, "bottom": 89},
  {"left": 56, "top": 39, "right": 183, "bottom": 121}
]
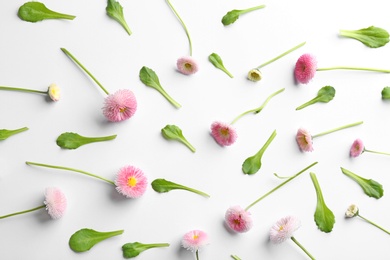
[
  {"left": 248, "top": 41, "right": 306, "bottom": 82},
  {"left": 345, "top": 204, "right": 390, "bottom": 235},
  {"left": 295, "top": 53, "right": 390, "bottom": 84},
  {"left": 26, "top": 161, "right": 147, "bottom": 199},
  {"left": 61, "top": 48, "right": 137, "bottom": 122},
  {"left": 211, "top": 88, "right": 284, "bottom": 146},
  {"left": 224, "top": 162, "right": 318, "bottom": 233},
  {"left": 350, "top": 138, "right": 390, "bottom": 158},
  {"left": 296, "top": 121, "right": 363, "bottom": 152},
  {"left": 182, "top": 230, "right": 209, "bottom": 260},
  {"left": 269, "top": 216, "right": 315, "bottom": 259},
  {"left": 0, "top": 83, "right": 60, "bottom": 101},
  {"left": 0, "top": 187, "right": 67, "bottom": 220},
  {"left": 166, "top": 0, "right": 199, "bottom": 75}
]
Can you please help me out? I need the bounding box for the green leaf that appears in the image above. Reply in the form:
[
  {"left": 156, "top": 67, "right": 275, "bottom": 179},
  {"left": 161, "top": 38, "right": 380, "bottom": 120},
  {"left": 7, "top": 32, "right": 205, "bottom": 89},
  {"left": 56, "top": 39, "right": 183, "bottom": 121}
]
[
  {"left": 69, "top": 228, "right": 123, "bottom": 252},
  {"left": 56, "top": 132, "right": 117, "bottom": 149},
  {"left": 381, "top": 87, "right": 390, "bottom": 99},
  {"left": 0, "top": 127, "right": 28, "bottom": 141},
  {"left": 242, "top": 130, "right": 277, "bottom": 175},
  {"left": 122, "top": 242, "right": 169, "bottom": 258},
  {"left": 151, "top": 178, "right": 210, "bottom": 197},
  {"left": 296, "top": 86, "right": 335, "bottom": 110},
  {"left": 161, "top": 124, "right": 195, "bottom": 152},
  {"left": 339, "top": 26, "right": 389, "bottom": 48},
  {"left": 221, "top": 5, "right": 265, "bottom": 26},
  {"left": 208, "top": 53, "right": 233, "bottom": 78},
  {"left": 106, "top": 0, "right": 132, "bottom": 35},
  {"left": 310, "top": 172, "right": 335, "bottom": 233},
  {"left": 18, "top": 2, "right": 76, "bottom": 22},
  {"left": 139, "top": 66, "right": 181, "bottom": 108},
  {"left": 341, "top": 167, "right": 384, "bottom": 199}
]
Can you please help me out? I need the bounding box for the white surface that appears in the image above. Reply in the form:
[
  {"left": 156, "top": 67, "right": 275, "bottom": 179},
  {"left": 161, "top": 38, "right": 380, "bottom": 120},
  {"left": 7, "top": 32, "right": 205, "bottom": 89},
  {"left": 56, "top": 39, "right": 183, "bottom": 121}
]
[{"left": 1, "top": 0, "right": 390, "bottom": 259}]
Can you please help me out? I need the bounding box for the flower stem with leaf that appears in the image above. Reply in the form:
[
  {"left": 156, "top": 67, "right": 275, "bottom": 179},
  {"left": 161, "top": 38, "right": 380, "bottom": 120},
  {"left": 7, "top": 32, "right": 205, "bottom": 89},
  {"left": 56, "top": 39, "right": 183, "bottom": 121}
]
[
  {"left": 122, "top": 242, "right": 170, "bottom": 258},
  {"left": 0, "top": 127, "right": 28, "bottom": 141},
  {"left": 222, "top": 5, "right": 266, "bottom": 26},
  {"left": 151, "top": 178, "right": 210, "bottom": 198},
  {"left": 106, "top": 0, "right": 132, "bottom": 35}
]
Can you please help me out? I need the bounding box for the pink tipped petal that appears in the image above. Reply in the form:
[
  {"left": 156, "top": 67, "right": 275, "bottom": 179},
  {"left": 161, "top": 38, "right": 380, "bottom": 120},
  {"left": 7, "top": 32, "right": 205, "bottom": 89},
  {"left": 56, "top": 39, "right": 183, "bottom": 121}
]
[
  {"left": 211, "top": 121, "right": 237, "bottom": 146},
  {"left": 44, "top": 187, "right": 67, "bottom": 219},
  {"left": 270, "top": 216, "right": 301, "bottom": 244},
  {"left": 225, "top": 205, "right": 253, "bottom": 233},
  {"left": 177, "top": 56, "right": 199, "bottom": 75},
  {"left": 181, "top": 230, "right": 209, "bottom": 252},
  {"left": 350, "top": 139, "right": 364, "bottom": 158},
  {"left": 294, "top": 53, "right": 317, "bottom": 84},
  {"left": 115, "top": 165, "right": 148, "bottom": 198},
  {"left": 103, "top": 89, "right": 137, "bottom": 122},
  {"left": 296, "top": 128, "right": 313, "bottom": 152}
]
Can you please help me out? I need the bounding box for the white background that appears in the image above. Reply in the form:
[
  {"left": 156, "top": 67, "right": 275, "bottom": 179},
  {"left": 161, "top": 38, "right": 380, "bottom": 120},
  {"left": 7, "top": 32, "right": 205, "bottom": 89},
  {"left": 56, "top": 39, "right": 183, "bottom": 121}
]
[{"left": 1, "top": 0, "right": 390, "bottom": 259}]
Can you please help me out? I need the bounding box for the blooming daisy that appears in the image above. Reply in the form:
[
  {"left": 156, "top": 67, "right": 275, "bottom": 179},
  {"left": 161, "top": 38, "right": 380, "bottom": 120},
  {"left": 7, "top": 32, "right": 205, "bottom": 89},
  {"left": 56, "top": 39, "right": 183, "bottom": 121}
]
[
  {"left": 269, "top": 215, "right": 301, "bottom": 244},
  {"left": 349, "top": 138, "right": 390, "bottom": 158},
  {"left": 0, "top": 83, "right": 61, "bottom": 101},
  {"left": 210, "top": 121, "right": 238, "bottom": 147},
  {"left": 225, "top": 205, "right": 253, "bottom": 233},
  {"left": 115, "top": 165, "right": 148, "bottom": 198},
  {"left": 345, "top": 204, "right": 390, "bottom": 235},
  {"left": 182, "top": 230, "right": 209, "bottom": 260}
]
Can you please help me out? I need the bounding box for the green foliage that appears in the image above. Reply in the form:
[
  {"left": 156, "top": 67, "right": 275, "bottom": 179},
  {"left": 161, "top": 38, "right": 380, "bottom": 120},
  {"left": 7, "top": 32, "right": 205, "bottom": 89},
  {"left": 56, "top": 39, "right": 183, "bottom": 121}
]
[
  {"left": 296, "top": 86, "right": 335, "bottom": 110},
  {"left": 56, "top": 132, "right": 117, "bottom": 149},
  {"left": 221, "top": 5, "right": 265, "bottom": 26},
  {"left": 208, "top": 53, "right": 233, "bottom": 78},
  {"left": 151, "top": 178, "right": 210, "bottom": 197},
  {"left": 340, "top": 26, "right": 389, "bottom": 48},
  {"left": 18, "top": 2, "right": 75, "bottom": 22},
  {"left": 161, "top": 124, "right": 195, "bottom": 152},
  {"left": 106, "top": 0, "right": 132, "bottom": 35},
  {"left": 341, "top": 167, "right": 384, "bottom": 199},
  {"left": 69, "top": 228, "right": 123, "bottom": 252},
  {"left": 381, "top": 87, "right": 390, "bottom": 99},
  {"left": 122, "top": 242, "right": 169, "bottom": 258},
  {"left": 0, "top": 127, "right": 28, "bottom": 141}
]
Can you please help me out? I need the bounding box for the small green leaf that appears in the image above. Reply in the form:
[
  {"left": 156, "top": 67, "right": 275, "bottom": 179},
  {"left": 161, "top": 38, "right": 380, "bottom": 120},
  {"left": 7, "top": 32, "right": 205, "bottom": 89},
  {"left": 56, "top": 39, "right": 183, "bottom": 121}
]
[
  {"left": 341, "top": 167, "right": 384, "bottom": 199},
  {"left": 310, "top": 172, "right": 335, "bottom": 233},
  {"left": 122, "top": 242, "right": 169, "bottom": 258},
  {"left": 340, "top": 26, "right": 389, "bottom": 48},
  {"left": 0, "top": 127, "right": 28, "bottom": 141},
  {"left": 221, "top": 5, "right": 265, "bottom": 26},
  {"left": 242, "top": 130, "right": 276, "bottom": 175},
  {"left": 208, "top": 53, "right": 233, "bottom": 78},
  {"left": 151, "top": 178, "right": 210, "bottom": 197},
  {"left": 56, "top": 132, "right": 117, "bottom": 149},
  {"left": 69, "top": 228, "right": 123, "bottom": 252},
  {"left": 106, "top": 0, "right": 132, "bottom": 35},
  {"left": 18, "top": 2, "right": 75, "bottom": 22},
  {"left": 381, "top": 87, "right": 390, "bottom": 99},
  {"left": 139, "top": 66, "right": 181, "bottom": 108},
  {"left": 296, "top": 86, "right": 335, "bottom": 110},
  {"left": 161, "top": 124, "right": 195, "bottom": 152}
]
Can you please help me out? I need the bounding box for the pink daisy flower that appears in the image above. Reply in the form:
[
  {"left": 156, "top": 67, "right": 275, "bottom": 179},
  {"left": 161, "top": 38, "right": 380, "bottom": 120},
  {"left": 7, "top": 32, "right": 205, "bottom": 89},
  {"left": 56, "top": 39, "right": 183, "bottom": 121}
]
[
  {"left": 177, "top": 56, "right": 199, "bottom": 75},
  {"left": 294, "top": 53, "right": 317, "bottom": 84},
  {"left": 115, "top": 165, "right": 148, "bottom": 198},
  {"left": 44, "top": 187, "right": 67, "bottom": 219},
  {"left": 210, "top": 121, "right": 237, "bottom": 146},
  {"left": 102, "top": 89, "right": 137, "bottom": 122},
  {"left": 225, "top": 205, "right": 253, "bottom": 233},
  {"left": 350, "top": 138, "right": 364, "bottom": 157},
  {"left": 295, "top": 128, "right": 313, "bottom": 152},
  {"left": 270, "top": 215, "right": 301, "bottom": 244},
  {"left": 182, "top": 230, "right": 209, "bottom": 253}
]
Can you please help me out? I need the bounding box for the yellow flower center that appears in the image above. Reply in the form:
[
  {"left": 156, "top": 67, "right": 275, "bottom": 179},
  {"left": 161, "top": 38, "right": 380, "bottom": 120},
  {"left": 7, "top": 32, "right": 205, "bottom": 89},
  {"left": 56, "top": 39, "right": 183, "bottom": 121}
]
[
  {"left": 193, "top": 234, "right": 199, "bottom": 240},
  {"left": 279, "top": 225, "right": 284, "bottom": 231},
  {"left": 120, "top": 107, "right": 127, "bottom": 113},
  {"left": 127, "top": 177, "right": 137, "bottom": 187},
  {"left": 185, "top": 63, "right": 192, "bottom": 70},
  {"left": 220, "top": 128, "right": 230, "bottom": 137}
]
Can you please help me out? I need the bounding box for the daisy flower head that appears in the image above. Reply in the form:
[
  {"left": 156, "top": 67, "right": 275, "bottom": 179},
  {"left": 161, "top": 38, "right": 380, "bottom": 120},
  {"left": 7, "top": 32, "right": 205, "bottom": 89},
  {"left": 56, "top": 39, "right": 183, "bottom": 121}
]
[
  {"left": 44, "top": 187, "right": 67, "bottom": 219},
  {"left": 182, "top": 230, "right": 209, "bottom": 253},
  {"left": 296, "top": 128, "right": 313, "bottom": 152},
  {"left": 345, "top": 204, "right": 359, "bottom": 218},
  {"left": 211, "top": 121, "right": 237, "bottom": 146},
  {"left": 177, "top": 56, "right": 199, "bottom": 75},
  {"left": 102, "top": 89, "right": 137, "bottom": 122},
  {"left": 247, "top": 69, "right": 262, "bottom": 82},
  {"left": 115, "top": 165, "right": 148, "bottom": 198},
  {"left": 294, "top": 53, "right": 317, "bottom": 84},
  {"left": 225, "top": 205, "right": 253, "bottom": 233},
  {"left": 350, "top": 139, "right": 364, "bottom": 158},
  {"left": 48, "top": 83, "right": 60, "bottom": 101},
  {"left": 269, "top": 215, "right": 301, "bottom": 244}
]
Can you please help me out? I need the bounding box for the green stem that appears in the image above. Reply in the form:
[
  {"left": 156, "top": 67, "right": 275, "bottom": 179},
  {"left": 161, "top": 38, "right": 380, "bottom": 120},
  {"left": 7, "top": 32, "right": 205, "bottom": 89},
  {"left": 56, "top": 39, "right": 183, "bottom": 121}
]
[
  {"left": 143, "top": 243, "right": 170, "bottom": 249},
  {"left": 230, "top": 88, "right": 285, "bottom": 125},
  {"left": 231, "top": 255, "right": 242, "bottom": 260},
  {"left": 157, "top": 88, "right": 182, "bottom": 108},
  {"left": 253, "top": 129, "right": 277, "bottom": 159},
  {"left": 317, "top": 67, "right": 390, "bottom": 73},
  {"left": 364, "top": 148, "right": 390, "bottom": 156},
  {"left": 166, "top": 0, "right": 193, "bottom": 56},
  {"left": 25, "top": 161, "right": 115, "bottom": 185},
  {"left": 181, "top": 186, "right": 210, "bottom": 198},
  {"left": 295, "top": 96, "right": 321, "bottom": 110},
  {"left": 358, "top": 214, "right": 390, "bottom": 235},
  {"left": 240, "top": 5, "right": 266, "bottom": 16},
  {"left": 0, "top": 86, "right": 47, "bottom": 95},
  {"left": 291, "top": 237, "right": 315, "bottom": 260},
  {"left": 1, "top": 127, "right": 29, "bottom": 139},
  {"left": 45, "top": 11, "right": 76, "bottom": 20},
  {"left": 0, "top": 205, "right": 45, "bottom": 219},
  {"left": 180, "top": 138, "right": 196, "bottom": 153},
  {"left": 84, "top": 134, "right": 117, "bottom": 143},
  {"left": 310, "top": 172, "right": 325, "bottom": 205},
  {"left": 245, "top": 161, "right": 318, "bottom": 211},
  {"left": 312, "top": 121, "right": 363, "bottom": 138},
  {"left": 257, "top": 42, "right": 306, "bottom": 69},
  {"left": 196, "top": 250, "right": 199, "bottom": 260},
  {"left": 60, "top": 48, "right": 110, "bottom": 95}
]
